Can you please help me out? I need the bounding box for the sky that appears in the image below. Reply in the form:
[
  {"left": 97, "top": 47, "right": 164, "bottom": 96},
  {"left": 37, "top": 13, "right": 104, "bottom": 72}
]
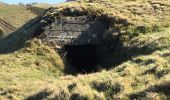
[{"left": 1, "top": 0, "right": 66, "bottom": 4}]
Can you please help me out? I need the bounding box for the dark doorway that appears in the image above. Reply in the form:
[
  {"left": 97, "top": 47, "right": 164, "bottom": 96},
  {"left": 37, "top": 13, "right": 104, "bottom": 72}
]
[
  {"left": 0, "top": 30, "right": 3, "bottom": 39},
  {"left": 64, "top": 45, "right": 99, "bottom": 73}
]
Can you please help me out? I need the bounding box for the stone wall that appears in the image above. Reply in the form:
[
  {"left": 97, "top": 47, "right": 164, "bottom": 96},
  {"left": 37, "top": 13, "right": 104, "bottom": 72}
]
[{"left": 41, "top": 15, "right": 109, "bottom": 46}]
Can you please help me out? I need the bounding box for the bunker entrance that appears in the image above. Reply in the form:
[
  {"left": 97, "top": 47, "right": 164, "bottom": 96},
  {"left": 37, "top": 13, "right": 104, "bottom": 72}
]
[
  {"left": 39, "top": 10, "right": 120, "bottom": 74},
  {"left": 64, "top": 45, "right": 100, "bottom": 73}
]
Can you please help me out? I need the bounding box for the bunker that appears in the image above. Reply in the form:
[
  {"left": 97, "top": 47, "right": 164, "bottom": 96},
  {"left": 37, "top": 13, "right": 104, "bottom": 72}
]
[{"left": 39, "top": 9, "right": 118, "bottom": 73}]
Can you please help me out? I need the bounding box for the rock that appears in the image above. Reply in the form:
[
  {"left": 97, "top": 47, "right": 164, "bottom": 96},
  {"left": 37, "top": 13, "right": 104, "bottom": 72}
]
[{"left": 40, "top": 9, "right": 111, "bottom": 46}]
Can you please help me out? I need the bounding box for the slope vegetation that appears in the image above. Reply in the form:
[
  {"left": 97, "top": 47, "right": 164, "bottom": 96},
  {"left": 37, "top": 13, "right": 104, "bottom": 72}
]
[
  {"left": 0, "top": 3, "right": 54, "bottom": 28},
  {"left": 0, "top": 0, "right": 170, "bottom": 99},
  {"left": 0, "top": 4, "right": 37, "bottom": 28},
  {"left": 0, "top": 3, "right": 53, "bottom": 38},
  {"left": 0, "top": 18, "right": 16, "bottom": 38}
]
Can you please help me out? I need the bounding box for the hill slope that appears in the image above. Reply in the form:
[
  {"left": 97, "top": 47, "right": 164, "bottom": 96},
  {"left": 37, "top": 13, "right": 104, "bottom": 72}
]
[
  {"left": 0, "top": 4, "right": 37, "bottom": 28},
  {"left": 0, "top": 0, "right": 170, "bottom": 99},
  {"left": 0, "top": 3, "right": 53, "bottom": 38},
  {"left": 0, "top": 3, "right": 53, "bottom": 28},
  {"left": 0, "top": 18, "right": 16, "bottom": 38}
]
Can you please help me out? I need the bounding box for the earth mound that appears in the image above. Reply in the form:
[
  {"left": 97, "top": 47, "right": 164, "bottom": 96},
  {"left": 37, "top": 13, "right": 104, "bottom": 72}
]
[{"left": 0, "top": 0, "right": 170, "bottom": 99}]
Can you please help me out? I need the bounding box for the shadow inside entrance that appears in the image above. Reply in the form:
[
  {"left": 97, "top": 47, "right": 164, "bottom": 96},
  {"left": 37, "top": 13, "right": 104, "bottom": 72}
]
[{"left": 63, "top": 45, "right": 100, "bottom": 74}]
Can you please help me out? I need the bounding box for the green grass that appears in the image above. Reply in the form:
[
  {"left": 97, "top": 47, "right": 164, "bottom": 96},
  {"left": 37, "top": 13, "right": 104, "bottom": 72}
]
[
  {"left": 0, "top": 3, "right": 52, "bottom": 39},
  {"left": 0, "top": 0, "right": 170, "bottom": 99},
  {"left": 24, "top": 27, "right": 170, "bottom": 99},
  {"left": 0, "top": 5, "right": 37, "bottom": 28},
  {"left": 0, "top": 3, "right": 52, "bottom": 28},
  {"left": 0, "top": 39, "right": 64, "bottom": 99}
]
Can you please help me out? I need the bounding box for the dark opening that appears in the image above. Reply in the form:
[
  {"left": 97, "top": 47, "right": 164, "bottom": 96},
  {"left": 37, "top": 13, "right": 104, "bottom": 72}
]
[
  {"left": 0, "top": 30, "right": 4, "bottom": 39},
  {"left": 64, "top": 45, "right": 99, "bottom": 73}
]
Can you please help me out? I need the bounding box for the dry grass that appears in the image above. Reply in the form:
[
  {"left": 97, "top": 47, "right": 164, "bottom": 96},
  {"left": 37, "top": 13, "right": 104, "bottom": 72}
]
[
  {"left": 0, "top": 39, "right": 64, "bottom": 99},
  {"left": 0, "top": 0, "right": 170, "bottom": 99},
  {"left": 24, "top": 27, "right": 170, "bottom": 99},
  {"left": 0, "top": 5, "right": 37, "bottom": 28},
  {"left": 0, "top": 3, "right": 53, "bottom": 39},
  {"left": 0, "top": 3, "right": 53, "bottom": 28}
]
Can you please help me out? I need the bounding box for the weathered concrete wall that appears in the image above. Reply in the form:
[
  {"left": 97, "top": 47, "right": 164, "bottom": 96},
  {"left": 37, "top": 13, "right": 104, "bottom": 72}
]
[{"left": 41, "top": 15, "right": 109, "bottom": 46}]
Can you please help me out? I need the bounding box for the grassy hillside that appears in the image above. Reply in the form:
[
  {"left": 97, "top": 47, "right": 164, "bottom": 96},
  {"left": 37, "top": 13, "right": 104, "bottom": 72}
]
[
  {"left": 0, "top": 3, "right": 53, "bottom": 38},
  {"left": 0, "top": 18, "right": 16, "bottom": 39},
  {"left": 0, "top": 4, "right": 37, "bottom": 28},
  {"left": 0, "top": 0, "right": 170, "bottom": 99},
  {"left": 0, "top": 3, "right": 53, "bottom": 28},
  {"left": 0, "top": 39, "right": 64, "bottom": 99}
]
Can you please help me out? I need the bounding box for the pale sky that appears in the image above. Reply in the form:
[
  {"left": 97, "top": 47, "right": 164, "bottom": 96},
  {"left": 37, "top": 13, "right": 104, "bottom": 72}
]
[{"left": 1, "top": 0, "right": 66, "bottom": 4}]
